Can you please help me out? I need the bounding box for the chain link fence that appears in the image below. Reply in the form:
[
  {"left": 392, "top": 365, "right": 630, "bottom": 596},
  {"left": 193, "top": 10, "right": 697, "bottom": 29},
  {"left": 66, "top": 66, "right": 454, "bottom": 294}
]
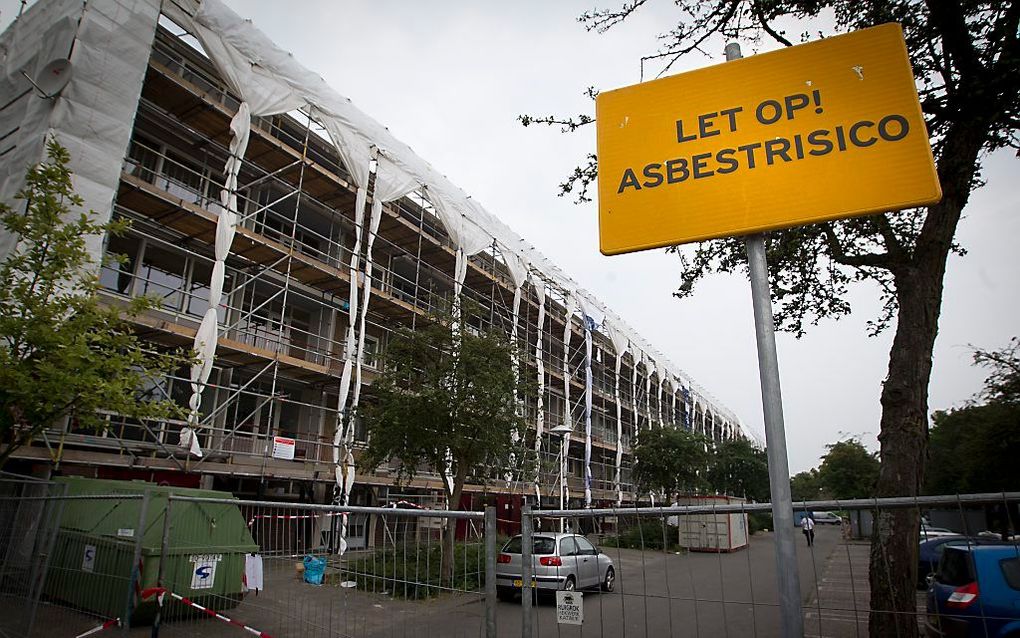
[
  {"left": 515, "top": 493, "right": 1020, "bottom": 638},
  {"left": 0, "top": 478, "right": 498, "bottom": 638},
  {"left": 1, "top": 477, "right": 1016, "bottom": 638}
]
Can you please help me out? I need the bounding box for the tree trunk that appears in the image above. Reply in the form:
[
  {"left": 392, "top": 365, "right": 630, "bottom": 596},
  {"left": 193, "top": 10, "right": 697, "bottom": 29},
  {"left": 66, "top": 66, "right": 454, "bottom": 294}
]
[
  {"left": 867, "top": 273, "right": 936, "bottom": 638},
  {"left": 441, "top": 469, "right": 467, "bottom": 588},
  {"left": 867, "top": 121, "right": 983, "bottom": 638}
]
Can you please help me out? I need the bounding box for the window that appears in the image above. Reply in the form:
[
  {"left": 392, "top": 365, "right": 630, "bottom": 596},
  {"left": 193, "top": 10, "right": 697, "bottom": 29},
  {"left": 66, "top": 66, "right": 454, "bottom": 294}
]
[
  {"left": 938, "top": 548, "right": 975, "bottom": 586},
  {"left": 138, "top": 244, "right": 186, "bottom": 311},
  {"left": 186, "top": 259, "right": 213, "bottom": 318},
  {"left": 125, "top": 138, "right": 159, "bottom": 183},
  {"left": 574, "top": 536, "right": 597, "bottom": 555},
  {"left": 100, "top": 234, "right": 140, "bottom": 295},
  {"left": 1001, "top": 558, "right": 1020, "bottom": 591},
  {"left": 503, "top": 536, "right": 556, "bottom": 555},
  {"left": 287, "top": 307, "right": 312, "bottom": 359},
  {"left": 559, "top": 537, "right": 578, "bottom": 556},
  {"left": 362, "top": 335, "right": 380, "bottom": 369},
  {"left": 161, "top": 149, "right": 205, "bottom": 205}
]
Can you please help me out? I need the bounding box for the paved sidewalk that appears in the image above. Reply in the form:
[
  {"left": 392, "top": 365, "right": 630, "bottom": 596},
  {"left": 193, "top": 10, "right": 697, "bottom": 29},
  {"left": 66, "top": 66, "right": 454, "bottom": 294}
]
[{"left": 803, "top": 540, "right": 926, "bottom": 638}]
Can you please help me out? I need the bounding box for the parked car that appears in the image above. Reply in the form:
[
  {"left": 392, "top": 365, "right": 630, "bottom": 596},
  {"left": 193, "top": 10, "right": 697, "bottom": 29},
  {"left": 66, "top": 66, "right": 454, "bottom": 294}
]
[
  {"left": 917, "top": 536, "right": 1001, "bottom": 589},
  {"left": 921, "top": 524, "right": 961, "bottom": 541},
  {"left": 924, "top": 544, "right": 1020, "bottom": 637},
  {"left": 811, "top": 511, "right": 844, "bottom": 525},
  {"left": 495, "top": 533, "right": 615, "bottom": 602}
]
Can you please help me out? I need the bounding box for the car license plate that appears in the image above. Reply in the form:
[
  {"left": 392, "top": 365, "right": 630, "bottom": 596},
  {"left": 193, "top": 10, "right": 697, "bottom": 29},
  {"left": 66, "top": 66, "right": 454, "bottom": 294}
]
[{"left": 513, "top": 579, "right": 536, "bottom": 588}]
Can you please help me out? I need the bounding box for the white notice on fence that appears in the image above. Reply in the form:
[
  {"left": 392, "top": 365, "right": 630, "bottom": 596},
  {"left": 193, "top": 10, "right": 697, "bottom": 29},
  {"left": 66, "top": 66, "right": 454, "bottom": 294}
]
[
  {"left": 272, "top": 436, "right": 296, "bottom": 460},
  {"left": 190, "top": 554, "right": 222, "bottom": 590},
  {"left": 82, "top": 545, "right": 96, "bottom": 572},
  {"left": 556, "top": 590, "right": 583, "bottom": 625}
]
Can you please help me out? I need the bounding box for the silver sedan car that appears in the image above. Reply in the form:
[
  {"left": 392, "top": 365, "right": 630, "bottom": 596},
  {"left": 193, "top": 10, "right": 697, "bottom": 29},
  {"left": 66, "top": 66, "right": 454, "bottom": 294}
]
[{"left": 495, "top": 532, "right": 615, "bottom": 601}]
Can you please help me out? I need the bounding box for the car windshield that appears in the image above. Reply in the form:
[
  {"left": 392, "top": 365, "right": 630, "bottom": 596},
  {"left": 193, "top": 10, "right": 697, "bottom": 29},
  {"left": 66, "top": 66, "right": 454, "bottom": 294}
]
[{"left": 502, "top": 536, "right": 556, "bottom": 555}]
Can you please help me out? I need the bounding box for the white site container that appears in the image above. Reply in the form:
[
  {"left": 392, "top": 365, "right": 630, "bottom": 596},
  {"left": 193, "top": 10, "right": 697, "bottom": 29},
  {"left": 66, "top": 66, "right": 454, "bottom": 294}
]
[{"left": 668, "top": 495, "right": 749, "bottom": 552}]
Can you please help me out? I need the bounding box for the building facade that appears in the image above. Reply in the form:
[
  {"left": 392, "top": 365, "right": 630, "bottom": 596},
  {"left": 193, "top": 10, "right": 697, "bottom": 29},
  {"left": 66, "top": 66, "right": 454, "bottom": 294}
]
[{"left": 0, "top": 0, "right": 753, "bottom": 527}]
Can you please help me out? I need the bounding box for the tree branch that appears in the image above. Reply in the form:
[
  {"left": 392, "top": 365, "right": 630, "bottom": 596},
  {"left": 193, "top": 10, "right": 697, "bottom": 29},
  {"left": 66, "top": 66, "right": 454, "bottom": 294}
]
[
  {"left": 924, "top": 0, "right": 981, "bottom": 82},
  {"left": 822, "top": 223, "right": 897, "bottom": 270},
  {"left": 579, "top": 1, "right": 650, "bottom": 34},
  {"left": 875, "top": 214, "right": 907, "bottom": 262},
  {"left": 517, "top": 114, "right": 593, "bottom": 133},
  {"left": 752, "top": 2, "right": 793, "bottom": 47}
]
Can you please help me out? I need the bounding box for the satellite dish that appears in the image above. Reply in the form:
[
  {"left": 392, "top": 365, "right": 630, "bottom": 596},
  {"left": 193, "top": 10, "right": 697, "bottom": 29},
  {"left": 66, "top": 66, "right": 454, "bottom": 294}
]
[{"left": 21, "top": 58, "right": 73, "bottom": 99}]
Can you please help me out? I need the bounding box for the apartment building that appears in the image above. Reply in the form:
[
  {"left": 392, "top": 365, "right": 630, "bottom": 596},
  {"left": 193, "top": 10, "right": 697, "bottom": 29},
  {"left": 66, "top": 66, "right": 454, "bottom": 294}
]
[{"left": 0, "top": 0, "right": 752, "bottom": 534}]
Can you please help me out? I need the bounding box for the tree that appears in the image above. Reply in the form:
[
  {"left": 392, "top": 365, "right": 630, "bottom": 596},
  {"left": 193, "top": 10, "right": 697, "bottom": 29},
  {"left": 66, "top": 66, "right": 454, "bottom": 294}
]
[
  {"left": 358, "top": 308, "right": 524, "bottom": 584},
  {"left": 707, "top": 437, "right": 770, "bottom": 501},
  {"left": 971, "top": 337, "right": 1020, "bottom": 405},
  {"left": 926, "top": 403, "right": 1020, "bottom": 495},
  {"left": 630, "top": 427, "right": 709, "bottom": 500},
  {"left": 817, "top": 438, "right": 880, "bottom": 500},
  {"left": 790, "top": 469, "right": 825, "bottom": 502},
  {"left": 0, "top": 141, "right": 188, "bottom": 468},
  {"left": 926, "top": 337, "right": 1020, "bottom": 494},
  {"left": 522, "top": 4, "right": 1018, "bottom": 634}
]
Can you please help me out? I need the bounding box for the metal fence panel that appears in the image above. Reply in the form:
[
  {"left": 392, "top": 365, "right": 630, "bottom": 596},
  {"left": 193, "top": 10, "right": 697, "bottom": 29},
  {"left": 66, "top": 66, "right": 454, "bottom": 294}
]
[
  {"left": 4, "top": 486, "right": 1016, "bottom": 638},
  {"left": 514, "top": 493, "right": 1020, "bottom": 638},
  {"left": 150, "top": 497, "right": 492, "bottom": 638},
  {"left": 0, "top": 479, "right": 148, "bottom": 638}
]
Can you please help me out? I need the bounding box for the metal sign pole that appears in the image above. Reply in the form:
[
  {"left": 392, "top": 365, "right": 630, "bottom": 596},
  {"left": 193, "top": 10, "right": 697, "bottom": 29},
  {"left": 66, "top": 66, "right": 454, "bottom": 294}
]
[
  {"left": 746, "top": 232, "right": 805, "bottom": 636},
  {"left": 726, "top": 42, "right": 803, "bottom": 638}
]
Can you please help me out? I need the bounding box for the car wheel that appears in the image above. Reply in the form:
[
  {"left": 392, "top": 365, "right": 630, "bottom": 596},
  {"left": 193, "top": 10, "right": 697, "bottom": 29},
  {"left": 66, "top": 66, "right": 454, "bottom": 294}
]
[
  {"left": 563, "top": 576, "right": 576, "bottom": 592},
  {"left": 601, "top": 567, "right": 615, "bottom": 592}
]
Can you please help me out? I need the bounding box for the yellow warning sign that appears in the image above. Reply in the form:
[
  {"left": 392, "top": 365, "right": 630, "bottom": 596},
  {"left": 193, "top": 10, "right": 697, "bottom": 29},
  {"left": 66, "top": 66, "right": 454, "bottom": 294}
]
[{"left": 596, "top": 23, "right": 941, "bottom": 255}]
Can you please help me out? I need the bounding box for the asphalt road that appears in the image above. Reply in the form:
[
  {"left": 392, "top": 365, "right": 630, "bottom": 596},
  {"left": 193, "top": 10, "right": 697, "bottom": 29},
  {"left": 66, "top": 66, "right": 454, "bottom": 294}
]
[{"left": 496, "top": 524, "right": 841, "bottom": 638}]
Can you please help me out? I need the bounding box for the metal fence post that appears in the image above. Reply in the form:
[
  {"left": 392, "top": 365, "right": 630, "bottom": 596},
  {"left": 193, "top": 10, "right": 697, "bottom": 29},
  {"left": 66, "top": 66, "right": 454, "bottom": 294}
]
[
  {"left": 521, "top": 504, "right": 533, "bottom": 638},
  {"left": 151, "top": 494, "right": 173, "bottom": 638},
  {"left": 26, "top": 480, "right": 67, "bottom": 637},
  {"left": 485, "top": 505, "right": 497, "bottom": 638},
  {"left": 124, "top": 490, "right": 151, "bottom": 634}
]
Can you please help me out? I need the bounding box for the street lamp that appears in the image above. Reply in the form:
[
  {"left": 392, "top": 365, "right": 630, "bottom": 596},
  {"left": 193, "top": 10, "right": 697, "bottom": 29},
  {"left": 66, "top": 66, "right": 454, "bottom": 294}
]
[{"left": 549, "top": 423, "right": 573, "bottom": 532}]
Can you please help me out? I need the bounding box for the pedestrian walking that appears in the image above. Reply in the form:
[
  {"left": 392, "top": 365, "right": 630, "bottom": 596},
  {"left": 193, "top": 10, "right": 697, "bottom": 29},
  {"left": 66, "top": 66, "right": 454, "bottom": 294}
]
[{"left": 802, "top": 514, "right": 815, "bottom": 547}]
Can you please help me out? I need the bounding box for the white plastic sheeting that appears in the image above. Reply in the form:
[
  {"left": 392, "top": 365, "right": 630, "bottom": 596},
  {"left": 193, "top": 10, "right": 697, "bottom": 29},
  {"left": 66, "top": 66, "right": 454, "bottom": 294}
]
[
  {"left": 644, "top": 359, "right": 655, "bottom": 430},
  {"left": 1, "top": 0, "right": 161, "bottom": 265},
  {"left": 560, "top": 292, "right": 576, "bottom": 505},
  {"left": 533, "top": 279, "right": 547, "bottom": 504},
  {"left": 605, "top": 320, "right": 629, "bottom": 504},
  {"left": 503, "top": 250, "right": 529, "bottom": 487},
  {"left": 351, "top": 158, "right": 418, "bottom": 414},
  {"left": 153, "top": 0, "right": 759, "bottom": 478},
  {"left": 339, "top": 157, "right": 418, "bottom": 532},
  {"left": 582, "top": 311, "right": 595, "bottom": 508},
  {"left": 178, "top": 2, "right": 307, "bottom": 454}
]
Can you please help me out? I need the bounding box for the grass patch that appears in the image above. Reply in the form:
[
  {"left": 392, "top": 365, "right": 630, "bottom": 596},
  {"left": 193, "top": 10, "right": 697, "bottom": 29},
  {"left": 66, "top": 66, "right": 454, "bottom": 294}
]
[
  {"left": 748, "top": 512, "right": 774, "bottom": 535},
  {"left": 601, "top": 520, "right": 684, "bottom": 552},
  {"left": 325, "top": 541, "right": 491, "bottom": 599}
]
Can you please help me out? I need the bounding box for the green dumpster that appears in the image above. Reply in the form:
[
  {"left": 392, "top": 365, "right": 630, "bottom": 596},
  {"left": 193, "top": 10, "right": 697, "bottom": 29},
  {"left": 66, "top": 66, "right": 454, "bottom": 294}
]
[{"left": 43, "top": 477, "right": 257, "bottom": 624}]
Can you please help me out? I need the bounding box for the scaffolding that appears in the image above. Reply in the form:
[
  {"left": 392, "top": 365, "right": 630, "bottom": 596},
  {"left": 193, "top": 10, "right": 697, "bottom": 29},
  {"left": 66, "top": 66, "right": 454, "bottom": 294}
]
[{"left": 1, "top": 1, "right": 752, "bottom": 509}]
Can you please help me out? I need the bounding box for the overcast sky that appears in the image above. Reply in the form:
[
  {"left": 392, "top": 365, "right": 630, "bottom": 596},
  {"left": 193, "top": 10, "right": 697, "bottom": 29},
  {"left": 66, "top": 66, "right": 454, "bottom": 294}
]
[{"left": 2, "top": 1, "right": 1016, "bottom": 474}]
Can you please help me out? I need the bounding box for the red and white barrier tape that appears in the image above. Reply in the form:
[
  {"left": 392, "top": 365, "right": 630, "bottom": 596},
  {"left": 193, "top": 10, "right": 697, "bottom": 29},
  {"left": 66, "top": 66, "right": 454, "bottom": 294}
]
[
  {"left": 247, "top": 513, "right": 326, "bottom": 527},
  {"left": 247, "top": 501, "right": 432, "bottom": 527},
  {"left": 141, "top": 588, "right": 273, "bottom": 638},
  {"left": 73, "top": 618, "right": 120, "bottom": 637}
]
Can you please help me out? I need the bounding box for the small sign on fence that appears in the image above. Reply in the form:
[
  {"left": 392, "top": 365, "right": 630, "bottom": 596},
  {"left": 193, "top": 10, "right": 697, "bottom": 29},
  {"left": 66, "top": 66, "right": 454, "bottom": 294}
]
[
  {"left": 81, "top": 545, "right": 96, "bottom": 573},
  {"left": 556, "top": 590, "right": 583, "bottom": 625},
  {"left": 189, "top": 554, "right": 222, "bottom": 590}
]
